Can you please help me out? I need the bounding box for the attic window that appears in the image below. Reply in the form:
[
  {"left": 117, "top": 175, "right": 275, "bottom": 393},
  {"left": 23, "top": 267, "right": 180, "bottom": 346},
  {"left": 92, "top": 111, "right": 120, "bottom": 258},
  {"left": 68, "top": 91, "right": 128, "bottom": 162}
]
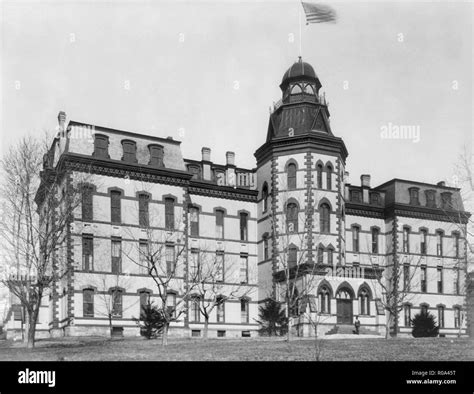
[
  {"left": 93, "top": 134, "right": 110, "bottom": 159},
  {"left": 370, "top": 192, "right": 380, "bottom": 205},
  {"left": 148, "top": 144, "right": 164, "bottom": 167},
  {"left": 425, "top": 190, "right": 436, "bottom": 208},
  {"left": 441, "top": 192, "right": 452, "bottom": 210},
  {"left": 350, "top": 189, "right": 361, "bottom": 203},
  {"left": 121, "top": 140, "right": 137, "bottom": 163},
  {"left": 188, "top": 165, "right": 201, "bottom": 180},
  {"left": 408, "top": 187, "right": 420, "bottom": 205}
]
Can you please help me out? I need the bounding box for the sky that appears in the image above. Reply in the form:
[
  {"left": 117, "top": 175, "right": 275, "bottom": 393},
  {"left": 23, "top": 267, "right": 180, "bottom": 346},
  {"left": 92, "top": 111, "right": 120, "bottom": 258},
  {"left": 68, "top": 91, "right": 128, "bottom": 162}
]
[{"left": 0, "top": 0, "right": 472, "bottom": 188}]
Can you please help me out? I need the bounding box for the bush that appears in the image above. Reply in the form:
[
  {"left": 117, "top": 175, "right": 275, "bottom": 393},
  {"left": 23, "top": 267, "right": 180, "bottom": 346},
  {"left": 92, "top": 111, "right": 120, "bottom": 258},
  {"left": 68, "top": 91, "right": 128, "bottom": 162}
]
[
  {"left": 256, "top": 298, "right": 288, "bottom": 336},
  {"left": 411, "top": 312, "right": 439, "bottom": 338},
  {"left": 133, "top": 302, "right": 165, "bottom": 339}
]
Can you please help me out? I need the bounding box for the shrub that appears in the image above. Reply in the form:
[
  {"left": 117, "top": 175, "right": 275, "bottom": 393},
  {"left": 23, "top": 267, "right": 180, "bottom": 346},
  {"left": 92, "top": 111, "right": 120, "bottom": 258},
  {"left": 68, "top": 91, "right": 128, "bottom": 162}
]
[
  {"left": 411, "top": 312, "right": 439, "bottom": 338},
  {"left": 133, "top": 302, "right": 165, "bottom": 339},
  {"left": 256, "top": 298, "right": 288, "bottom": 336}
]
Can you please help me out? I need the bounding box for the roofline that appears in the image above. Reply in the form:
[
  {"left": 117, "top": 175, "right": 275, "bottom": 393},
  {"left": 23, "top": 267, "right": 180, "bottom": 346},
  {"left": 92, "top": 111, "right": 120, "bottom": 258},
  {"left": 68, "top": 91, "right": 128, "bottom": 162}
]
[
  {"left": 68, "top": 120, "right": 182, "bottom": 145},
  {"left": 374, "top": 178, "right": 460, "bottom": 191}
]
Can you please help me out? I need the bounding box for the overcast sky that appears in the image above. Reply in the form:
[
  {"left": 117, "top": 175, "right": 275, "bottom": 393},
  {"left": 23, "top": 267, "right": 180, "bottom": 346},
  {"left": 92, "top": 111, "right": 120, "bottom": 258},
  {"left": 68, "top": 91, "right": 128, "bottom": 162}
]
[{"left": 1, "top": 0, "right": 472, "bottom": 188}]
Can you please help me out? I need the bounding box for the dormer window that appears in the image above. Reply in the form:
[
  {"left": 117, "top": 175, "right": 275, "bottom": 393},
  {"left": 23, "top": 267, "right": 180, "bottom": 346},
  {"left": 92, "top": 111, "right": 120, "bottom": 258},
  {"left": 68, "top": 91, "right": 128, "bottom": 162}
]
[
  {"left": 350, "top": 189, "right": 361, "bottom": 203},
  {"left": 369, "top": 192, "right": 380, "bottom": 205},
  {"left": 121, "top": 140, "right": 137, "bottom": 163},
  {"left": 441, "top": 192, "right": 452, "bottom": 210},
  {"left": 93, "top": 134, "right": 110, "bottom": 159},
  {"left": 408, "top": 187, "right": 420, "bottom": 205},
  {"left": 188, "top": 165, "right": 201, "bottom": 180},
  {"left": 425, "top": 190, "right": 436, "bottom": 208},
  {"left": 148, "top": 144, "right": 164, "bottom": 167}
]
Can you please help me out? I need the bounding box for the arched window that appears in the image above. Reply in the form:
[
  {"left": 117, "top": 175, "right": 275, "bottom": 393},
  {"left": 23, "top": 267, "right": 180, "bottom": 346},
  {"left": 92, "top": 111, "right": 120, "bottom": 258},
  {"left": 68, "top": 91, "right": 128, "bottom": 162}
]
[
  {"left": 286, "top": 202, "right": 298, "bottom": 233},
  {"left": 327, "top": 248, "right": 334, "bottom": 266},
  {"left": 83, "top": 289, "right": 94, "bottom": 317},
  {"left": 111, "top": 288, "right": 123, "bottom": 318},
  {"left": 190, "top": 296, "right": 201, "bottom": 322},
  {"left": 317, "top": 164, "right": 323, "bottom": 188},
  {"left": 319, "top": 203, "right": 330, "bottom": 233},
  {"left": 336, "top": 288, "right": 352, "bottom": 300},
  {"left": 318, "top": 286, "right": 331, "bottom": 314},
  {"left": 288, "top": 244, "right": 297, "bottom": 269},
  {"left": 240, "top": 298, "right": 249, "bottom": 323},
  {"left": 290, "top": 84, "right": 303, "bottom": 94},
  {"left": 371, "top": 227, "right": 379, "bottom": 254},
  {"left": 304, "top": 84, "right": 315, "bottom": 95},
  {"left": 358, "top": 288, "right": 370, "bottom": 315},
  {"left": 317, "top": 245, "right": 324, "bottom": 265},
  {"left": 262, "top": 183, "right": 269, "bottom": 212},
  {"left": 287, "top": 163, "right": 297, "bottom": 190},
  {"left": 326, "top": 165, "right": 332, "bottom": 190}
]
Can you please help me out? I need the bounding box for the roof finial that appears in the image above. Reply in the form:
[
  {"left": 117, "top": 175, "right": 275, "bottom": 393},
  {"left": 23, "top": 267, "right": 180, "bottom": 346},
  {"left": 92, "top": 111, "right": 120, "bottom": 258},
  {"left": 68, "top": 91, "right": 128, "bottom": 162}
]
[{"left": 298, "top": 56, "right": 302, "bottom": 63}]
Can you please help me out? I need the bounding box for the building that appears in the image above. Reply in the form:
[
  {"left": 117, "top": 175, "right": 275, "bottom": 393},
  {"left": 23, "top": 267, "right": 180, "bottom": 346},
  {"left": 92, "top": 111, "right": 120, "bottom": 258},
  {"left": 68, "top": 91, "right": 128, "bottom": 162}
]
[{"left": 5, "top": 58, "right": 470, "bottom": 338}]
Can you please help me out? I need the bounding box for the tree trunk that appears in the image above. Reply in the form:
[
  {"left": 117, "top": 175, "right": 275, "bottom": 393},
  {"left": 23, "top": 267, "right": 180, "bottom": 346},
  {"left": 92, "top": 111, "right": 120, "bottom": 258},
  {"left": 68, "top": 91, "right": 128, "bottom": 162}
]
[
  {"left": 203, "top": 317, "right": 209, "bottom": 340},
  {"left": 27, "top": 320, "right": 36, "bottom": 349},
  {"left": 108, "top": 314, "right": 113, "bottom": 338},
  {"left": 161, "top": 323, "right": 169, "bottom": 346},
  {"left": 286, "top": 300, "right": 292, "bottom": 342}
]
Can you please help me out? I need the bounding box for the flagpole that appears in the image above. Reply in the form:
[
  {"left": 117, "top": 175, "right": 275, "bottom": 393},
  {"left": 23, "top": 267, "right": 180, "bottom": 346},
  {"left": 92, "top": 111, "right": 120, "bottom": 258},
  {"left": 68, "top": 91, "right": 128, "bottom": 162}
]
[{"left": 299, "top": 2, "right": 302, "bottom": 57}]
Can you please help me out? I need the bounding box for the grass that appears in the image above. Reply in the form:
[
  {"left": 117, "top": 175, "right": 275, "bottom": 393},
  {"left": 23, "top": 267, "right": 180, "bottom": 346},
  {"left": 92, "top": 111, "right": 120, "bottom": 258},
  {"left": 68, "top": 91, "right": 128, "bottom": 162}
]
[{"left": 0, "top": 336, "right": 473, "bottom": 361}]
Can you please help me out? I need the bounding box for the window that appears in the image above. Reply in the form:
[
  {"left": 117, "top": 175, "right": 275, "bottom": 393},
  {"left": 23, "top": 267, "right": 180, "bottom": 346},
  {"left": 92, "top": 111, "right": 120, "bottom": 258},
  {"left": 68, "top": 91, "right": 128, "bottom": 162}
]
[
  {"left": 111, "top": 289, "right": 122, "bottom": 318},
  {"left": 83, "top": 289, "right": 94, "bottom": 317},
  {"left": 454, "top": 268, "right": 460, "bottom": 295},
  {"left": 288, "top": 245, "right": 297, "bottom": 269},
  {"left": 287, "top": 163, "right": 297, "bottom": 190},
  {"left": 403, "top": 264, "right": 410, "bottom": 291},
  {"left": 139, "top": 241, "right": 149, "bottom": 275},
  {"left": 192, "top": 330, "right": 201, "bottom": 337},
  {"left": 121, "top": 140, "right": 137, "bottom": 163},
  {"left": 93, "top": 134, "right": 109, "bottom": 158},
  {"left": 327, "top": 248, "right": 333, "bottom": 266},
  {"left": 139, "top": 291, "right": 150, "bottom": 317},
  {"left": 239, "top": 212, "right": 248, "bottom": 241},
  {"left": 148, "top": 144, "right": 164, "bottom": 167},
  {"left": 166, "top": 293, "right": 176, "bottom": 318},
  {"left": 190, "top": 296, "right": 200, "bottom": 322},
  {"left": 359, "top": 288, "right": 370, "bottom": 315},
  {"left": 437, "top": 267, "right": 443, "bottom": 293},
  {"left": 318, "top": 286, "right": 331, "bottom": 314},
  {"left": 215, "top": 209, "right": 224, "bottom": 239},
  {"left": 352, "top": 226, "right": 360, "bottom": 253},
  {"left": 438, "top": 306, "right": 445, "bottom": 328},
  {"left": 263, "top": 236, "right": 269, "bottom": 260},
  {"left": 453, "top": 232, "right": 460, "bottom": 258},
  {"left": 420, "top": 229, "right": 427, "bottom": 254},
  {"left": 409, "top": 187, "right": 419, "bottom": 205},
  {"left": 216, "top": 297, "right": 225, "bottom": 323},
  {"left": 425, "top": 190, "right": 436, "bottom": 208},
  {"left": 319, "top": 203, "right": 330, "bottom": 233},
  {"left": 420, "top": 266, "right": 427, "bottom": 293},
  {"left": 290, "top": 84, "right": 303, "bottom": 94},
  {"left": 454, "top": 307, "right": 461, "bottom": 328},
  {"left": 402, "top": 227, "right": 410, "bottom": 253},
  {"left": 239, "top": 255, "right": 248, "bottom": 283},
  {"left": 370, "top": 192, "right": 380, "bottom": 205},
  {"left": 304, "top": 84, "right": 315, "bottom": 95},
  {"left": 404, "top": 305, "right": 411, "bottom": 327},
  {"left": 82, "top": 235, "right": 93, "bottom": 272},
  {"left": 216, "top": 253, "right": 224, "bottom": 282},
  {"left": 166, "top": 245, "right": 175, "bottom": 276},
  {"left": 326, "top": 165, "right": 332, "bottom": 190},
  {"left": 350, "top": 189, "right": 361, "bottom": 203},
  {"left": 188, "top": 165, "right": 201, "bottom": 180},
  {"left": 420, "top": 304, "right": 428, "bottom": 316},
  {"left": 189, "top": 250, "right": 200, "bottom": 280},
  {"left": 165, "top": 198, "right": 175, "bottom": 230},
  {"left": 82, "top": 185, "right": 93, "bottom": 221},
  {"left": 316, "top": 164, "right": 323, "bottom": 189},
  {"left": 240, "top": 299, "right": 249, "bottom": 323},
  {"left": 262, "top": 183, "right": 269, "bottom": 212},
  {"left": 110, "top": 191, "right": 121, "bottom": 224},
  {"left": 317, "top": 246, "right": 324, "bottom": 265},
  {"left": 138, "top": 194, "right": 149, "bottom": 227},
  {"left": 111, "top": 238, "right": 122, "bottom": 274},
  {"left": 189, "top": 206, "right": 199, "bottom": 237},
  {"left": 371, "top": 228, "right": 379, "bottom": 254},
  {"left": 436, "top": 231, "right": 443, "bottom": 256},
  {"left": 217, "top": 330, "right": 226, "bottom": 337},
  {"left": 286, "top": 202, "right": 298, "bottom": 233},
  {"left": 441, "top": 192, "right": 452, "bottom": 209}
]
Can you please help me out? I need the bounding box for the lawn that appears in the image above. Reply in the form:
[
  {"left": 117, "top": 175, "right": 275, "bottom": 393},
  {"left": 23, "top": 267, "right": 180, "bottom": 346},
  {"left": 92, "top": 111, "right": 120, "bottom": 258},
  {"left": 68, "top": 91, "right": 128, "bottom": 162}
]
[{"left": 0, "top": 336, "right": 473, "bottom": 361}]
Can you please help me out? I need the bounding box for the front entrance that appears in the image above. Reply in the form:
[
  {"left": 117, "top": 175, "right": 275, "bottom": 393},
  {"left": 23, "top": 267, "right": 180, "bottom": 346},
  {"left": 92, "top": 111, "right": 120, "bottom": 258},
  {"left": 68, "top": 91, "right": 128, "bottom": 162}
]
[
  {"left": 336, "top": 288, "right": 353, "bottom": 324},
  {"left": 336, "top": 299, "right": 353, "bottom": 324}
]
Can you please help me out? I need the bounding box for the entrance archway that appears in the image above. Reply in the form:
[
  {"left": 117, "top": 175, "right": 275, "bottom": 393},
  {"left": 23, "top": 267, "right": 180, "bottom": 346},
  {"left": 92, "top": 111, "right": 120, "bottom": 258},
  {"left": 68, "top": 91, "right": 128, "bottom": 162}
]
[{"left": 336, "top": 288, "right": 353, "bottom": 324}]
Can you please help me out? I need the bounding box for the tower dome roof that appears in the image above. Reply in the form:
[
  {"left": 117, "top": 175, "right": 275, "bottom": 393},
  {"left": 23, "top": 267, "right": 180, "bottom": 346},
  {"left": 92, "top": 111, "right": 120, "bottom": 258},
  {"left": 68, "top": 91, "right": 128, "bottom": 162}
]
[{"left": 281, "top": 57, "right": 317, "bottom": 84}]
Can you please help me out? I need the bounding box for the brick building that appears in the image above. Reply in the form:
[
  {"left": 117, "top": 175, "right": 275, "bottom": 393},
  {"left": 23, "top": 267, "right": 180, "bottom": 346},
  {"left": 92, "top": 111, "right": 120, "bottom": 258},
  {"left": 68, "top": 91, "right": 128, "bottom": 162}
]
[{"left": 5, "top": 58, "right": 470, "bottom": 338}]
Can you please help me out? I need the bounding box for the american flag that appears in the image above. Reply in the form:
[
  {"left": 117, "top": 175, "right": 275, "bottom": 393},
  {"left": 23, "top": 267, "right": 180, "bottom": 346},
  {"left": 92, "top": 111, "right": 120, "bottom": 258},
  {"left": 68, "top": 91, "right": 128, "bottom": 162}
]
[{"left": 301, "top": 2, "right": 337, "bottom": 24}]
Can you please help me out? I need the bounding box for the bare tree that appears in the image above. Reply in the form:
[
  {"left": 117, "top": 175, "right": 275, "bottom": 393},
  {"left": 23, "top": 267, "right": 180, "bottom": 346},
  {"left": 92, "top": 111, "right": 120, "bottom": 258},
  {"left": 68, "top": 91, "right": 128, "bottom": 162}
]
[{"left": 0, "top": 135, "right": 85, "bottom": 348}]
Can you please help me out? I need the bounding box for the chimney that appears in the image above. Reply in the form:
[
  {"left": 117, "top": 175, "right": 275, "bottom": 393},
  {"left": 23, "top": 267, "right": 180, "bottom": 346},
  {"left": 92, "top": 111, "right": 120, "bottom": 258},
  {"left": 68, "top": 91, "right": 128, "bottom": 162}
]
[
  {"left": 437, "top": 181, "right": 446, "bottom": 187},
  {"left": 201, "top": 147, "right": 211, "bottom": 162},
  {"left": 361, "top": 174, "right": 371, "bottom": 188},
  {"left": 226, "top": 151, "right": 235, "bottom": 166},
  {"left": 58, "top": 111, "right": 66, "bottom": 132}
]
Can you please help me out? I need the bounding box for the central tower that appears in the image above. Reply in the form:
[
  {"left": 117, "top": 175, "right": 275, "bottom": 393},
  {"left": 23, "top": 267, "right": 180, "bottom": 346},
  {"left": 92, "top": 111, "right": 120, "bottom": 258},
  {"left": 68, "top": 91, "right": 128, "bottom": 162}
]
[{"left": 255, "top": 58, "right": 349, "bottom": 335}]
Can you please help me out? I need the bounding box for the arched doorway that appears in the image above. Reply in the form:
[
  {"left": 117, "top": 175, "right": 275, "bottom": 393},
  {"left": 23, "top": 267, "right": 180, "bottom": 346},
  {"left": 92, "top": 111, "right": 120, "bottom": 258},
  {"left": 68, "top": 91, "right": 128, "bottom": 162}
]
[{"left": 336, "top": 287, "right": 353, "bottom": 324}]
